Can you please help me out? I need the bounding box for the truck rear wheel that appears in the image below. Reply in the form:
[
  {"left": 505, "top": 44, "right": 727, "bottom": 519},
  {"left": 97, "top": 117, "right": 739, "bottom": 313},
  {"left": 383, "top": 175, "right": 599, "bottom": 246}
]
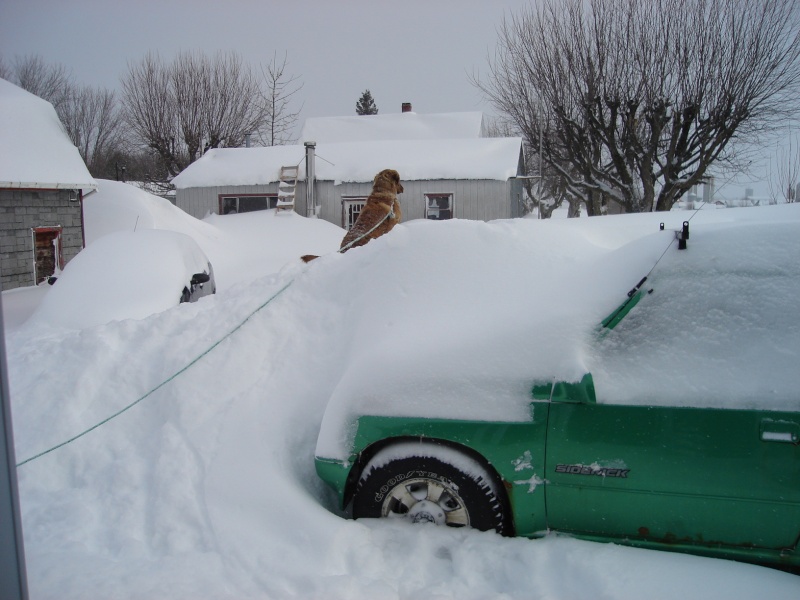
[{"left": 352, "top": 442, "right": 512, "bottom": 535}]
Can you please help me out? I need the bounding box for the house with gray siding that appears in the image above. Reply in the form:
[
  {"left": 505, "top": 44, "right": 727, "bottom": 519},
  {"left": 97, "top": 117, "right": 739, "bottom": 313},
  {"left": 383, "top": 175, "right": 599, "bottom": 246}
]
[
  {"left": 173, "top": 108, "right": 525, "bottom": 229},
  {"left": 0, "top": 78, "right": 96, "bottom": 291}
]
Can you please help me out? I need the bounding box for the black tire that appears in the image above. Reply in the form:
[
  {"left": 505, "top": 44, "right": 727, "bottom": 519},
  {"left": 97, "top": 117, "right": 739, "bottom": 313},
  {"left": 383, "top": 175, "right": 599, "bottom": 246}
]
[{"left": 352, "top": 442, "right": 512, "bottom": 535}]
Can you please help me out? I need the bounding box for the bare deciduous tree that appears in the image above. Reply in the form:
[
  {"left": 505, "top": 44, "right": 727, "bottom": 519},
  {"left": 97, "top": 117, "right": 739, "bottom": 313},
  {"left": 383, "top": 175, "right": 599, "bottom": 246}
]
[
  {"left": 121, "top": 52, "right": 181, "bottom": 176},
  {"left": 257, "top": 52, "right": 303, "bottom": 146},
  {"left": 61, "top": 86, "right": 125, "bottom": 174},
  {"left": 121, "top": 51, "right": 269, "bottom": 178},
  {"left": 769, "top": 134, "right": 800, "bottom": 203},
  {"left": 475, "top": 0, "right": 800, "bottom": 214},
  {"left": 11, "top": 54, "right": 73, "bottom": 112},
  {"left": 485, "top": 115, "right": 583, "bottom": 218}
]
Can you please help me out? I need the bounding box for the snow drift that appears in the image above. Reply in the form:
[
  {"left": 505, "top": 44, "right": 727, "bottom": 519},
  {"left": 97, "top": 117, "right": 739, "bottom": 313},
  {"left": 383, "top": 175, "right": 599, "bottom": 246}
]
[{"left": 4, "top": 182, "right": 799, "bottom": 599}]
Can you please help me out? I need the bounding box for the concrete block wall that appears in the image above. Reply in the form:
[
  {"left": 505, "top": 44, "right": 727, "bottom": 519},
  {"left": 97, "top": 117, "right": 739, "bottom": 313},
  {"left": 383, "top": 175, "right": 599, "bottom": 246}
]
[{"left": 0, "top": 189, "right": 84, "bottom": 291}]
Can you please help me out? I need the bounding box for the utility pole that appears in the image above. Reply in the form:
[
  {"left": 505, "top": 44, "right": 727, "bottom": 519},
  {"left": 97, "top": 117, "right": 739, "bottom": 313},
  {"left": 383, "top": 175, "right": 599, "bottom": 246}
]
[{"left": 0, "top": 293, "right": 29, "bottom": 600}]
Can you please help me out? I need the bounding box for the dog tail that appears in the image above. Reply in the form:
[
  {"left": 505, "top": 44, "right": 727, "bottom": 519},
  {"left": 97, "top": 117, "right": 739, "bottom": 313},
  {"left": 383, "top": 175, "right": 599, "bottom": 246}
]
[{"left": 300, "top": 254, "right": 319, "bottom": 263}]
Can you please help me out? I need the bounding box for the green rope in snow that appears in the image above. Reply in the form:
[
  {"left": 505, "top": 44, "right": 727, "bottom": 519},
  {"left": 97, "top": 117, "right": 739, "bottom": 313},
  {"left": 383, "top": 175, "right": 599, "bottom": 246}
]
[
  {"left": 23, "top": 200, "right": 687, "bottom": 467},
  {"left": 597, "top": 204, "right": 706, "bottom": 336},
  {"left": 16, "top": 279, "right": 295, "bottom": 468},
  {"left": 18, "top": 210, "right": 396, "bottom": 468}
]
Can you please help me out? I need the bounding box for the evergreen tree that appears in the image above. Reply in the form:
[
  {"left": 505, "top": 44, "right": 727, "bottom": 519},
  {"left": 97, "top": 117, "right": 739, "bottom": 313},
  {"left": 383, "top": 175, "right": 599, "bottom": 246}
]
[{"left": 355, "top": 89, "right": 378, "bottom": 115}]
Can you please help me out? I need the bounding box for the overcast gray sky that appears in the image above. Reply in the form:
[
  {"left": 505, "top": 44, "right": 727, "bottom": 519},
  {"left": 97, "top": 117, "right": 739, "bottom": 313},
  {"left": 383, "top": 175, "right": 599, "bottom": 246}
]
[
  {"left": 0, "top": 0, "right": 532, "bottom": 122},
  {"left": 0, "top": 0, "right": 779, "bottom": 197}
]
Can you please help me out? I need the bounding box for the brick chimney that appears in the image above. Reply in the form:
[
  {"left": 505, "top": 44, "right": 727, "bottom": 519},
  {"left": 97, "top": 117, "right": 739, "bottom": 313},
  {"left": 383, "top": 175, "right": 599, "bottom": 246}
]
[{"left": 402, "top": 102, "right": 412, "bottom": 113}]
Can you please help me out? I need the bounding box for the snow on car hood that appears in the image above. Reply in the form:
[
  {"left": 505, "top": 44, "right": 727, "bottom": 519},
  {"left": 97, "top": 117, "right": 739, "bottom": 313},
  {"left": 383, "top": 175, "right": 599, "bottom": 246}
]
[
  {"left": 311, "top": 215, "right": 683, "bottom": 459},
  {"left": 31, "top": 230, "right": 213, "bottom": 330}
]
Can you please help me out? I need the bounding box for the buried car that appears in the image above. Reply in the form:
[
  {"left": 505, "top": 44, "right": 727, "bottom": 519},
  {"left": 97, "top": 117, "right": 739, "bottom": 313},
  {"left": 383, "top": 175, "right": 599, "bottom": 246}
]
[
  {"left": 32, "top": 229, "right": 215, "bottom": 329},
  {"left": 315, "top": 208, "right": 800, "bottom": 568}
]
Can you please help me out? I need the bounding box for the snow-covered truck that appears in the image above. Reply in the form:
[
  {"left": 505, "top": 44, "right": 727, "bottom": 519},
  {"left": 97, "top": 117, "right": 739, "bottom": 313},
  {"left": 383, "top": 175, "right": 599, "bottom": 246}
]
[{"left": 314, "top": 209, "right": 800, "bottom": 569}]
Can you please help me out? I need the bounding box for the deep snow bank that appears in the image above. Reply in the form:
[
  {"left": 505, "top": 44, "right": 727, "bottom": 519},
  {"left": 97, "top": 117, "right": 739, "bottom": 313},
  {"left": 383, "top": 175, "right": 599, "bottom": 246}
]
[
  {"left": 83, "top": 179, "right": 218, "bottom": 245},
  {"left": 6, "top": 201, "right": 800, "bottom": 599},
  {"left": 85, "top": 179, "right": 345, "bottom": 292},
  {"left": 312, "top": 217, "right": 675, "bottom": 459}
]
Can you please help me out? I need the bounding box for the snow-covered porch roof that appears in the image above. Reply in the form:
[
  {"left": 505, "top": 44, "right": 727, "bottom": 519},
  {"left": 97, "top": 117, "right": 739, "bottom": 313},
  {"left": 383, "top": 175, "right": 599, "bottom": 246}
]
[
  {"left": 0, "top": 78, "right": 96, "bottom": 191},
  {"left": 172, "top": 137, "right": 523, "bottom": 189}
]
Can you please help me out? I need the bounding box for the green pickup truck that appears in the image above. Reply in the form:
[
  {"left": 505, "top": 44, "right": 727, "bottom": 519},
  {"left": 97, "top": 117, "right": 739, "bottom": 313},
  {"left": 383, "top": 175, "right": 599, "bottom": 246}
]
[
  {"left": 316, "top": 373, "right": 799, "bottom": 567},
  {"left": 314, "top": 211, "right": 800, "bottom": 569}
]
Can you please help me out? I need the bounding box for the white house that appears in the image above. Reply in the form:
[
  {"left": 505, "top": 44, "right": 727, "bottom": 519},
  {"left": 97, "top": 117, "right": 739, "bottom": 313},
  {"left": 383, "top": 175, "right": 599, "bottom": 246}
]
[
  {"left": 173, "top": 106, "right": 525, "bottom": 229},
  {"left": 0, "top": 78, "right": 97, "bottom": 290}
]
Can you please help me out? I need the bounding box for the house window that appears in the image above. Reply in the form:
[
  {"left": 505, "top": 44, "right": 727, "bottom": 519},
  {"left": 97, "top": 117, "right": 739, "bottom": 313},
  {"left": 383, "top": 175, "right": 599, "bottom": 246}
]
[
  {"left": 219, "top": 195, "right": 277, "bottom": 215},
  {"left": 32, "top": 226, "right": 63, "bottom": 284},
  {"left": 425, "top": 194, "right": 453, "bottom": 220},
  {"left": 342, "top": 197, "right": 367, "bottom": 230}
]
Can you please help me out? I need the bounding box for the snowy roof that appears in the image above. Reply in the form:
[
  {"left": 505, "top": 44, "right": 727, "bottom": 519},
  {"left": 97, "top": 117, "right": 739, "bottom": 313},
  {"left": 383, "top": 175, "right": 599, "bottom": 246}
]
[
  {"left": 0, "top": 78, "right": 96, "bottom": 190},
  {"left": 300, "top": 111, "right": 485, "bottom": 143},
  {"left": 171, "top": 137, "right": 523, "bottom": 189}
]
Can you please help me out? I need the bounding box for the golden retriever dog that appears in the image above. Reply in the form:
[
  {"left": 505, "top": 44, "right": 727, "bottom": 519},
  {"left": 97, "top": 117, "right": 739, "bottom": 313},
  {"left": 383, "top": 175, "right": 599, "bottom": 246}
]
[{"left": 301, "top": 169, "right": 403, "bottom": 263}]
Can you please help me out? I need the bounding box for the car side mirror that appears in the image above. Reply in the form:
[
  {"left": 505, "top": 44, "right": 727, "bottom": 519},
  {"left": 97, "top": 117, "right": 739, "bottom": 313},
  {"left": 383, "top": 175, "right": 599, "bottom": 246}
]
[{"left": 191, "top": 273, "right": 210, "bottom": 285}]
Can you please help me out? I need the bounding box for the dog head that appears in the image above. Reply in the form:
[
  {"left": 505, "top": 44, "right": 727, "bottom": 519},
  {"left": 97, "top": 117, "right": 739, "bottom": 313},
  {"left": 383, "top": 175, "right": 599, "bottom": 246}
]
[{"left": 373, "top": 169, "right": 404, "bottom": 195}]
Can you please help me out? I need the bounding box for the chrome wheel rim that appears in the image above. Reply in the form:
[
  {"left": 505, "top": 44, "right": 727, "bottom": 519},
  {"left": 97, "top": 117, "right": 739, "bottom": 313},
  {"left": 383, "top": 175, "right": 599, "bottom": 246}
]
[{"left": 380, "top": 477, "right": 470, "bottom": 527}]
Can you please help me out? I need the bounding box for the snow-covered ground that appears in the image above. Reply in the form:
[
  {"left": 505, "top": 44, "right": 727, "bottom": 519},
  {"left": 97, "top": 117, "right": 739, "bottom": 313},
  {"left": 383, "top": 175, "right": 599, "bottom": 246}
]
[{"left": 3, "top": 180, "right": 799, "bottom": 599}]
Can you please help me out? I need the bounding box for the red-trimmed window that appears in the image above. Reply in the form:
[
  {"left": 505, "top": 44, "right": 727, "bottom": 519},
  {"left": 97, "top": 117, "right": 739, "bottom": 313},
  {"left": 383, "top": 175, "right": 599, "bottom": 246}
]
[{"left": 32, "top": 226, "right": 63, "bottom": 283}]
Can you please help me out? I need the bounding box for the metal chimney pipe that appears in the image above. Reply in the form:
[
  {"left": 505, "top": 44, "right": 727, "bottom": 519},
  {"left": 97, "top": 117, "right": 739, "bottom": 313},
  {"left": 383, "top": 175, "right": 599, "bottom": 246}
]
[{"left": 305, "top": 142, "right": 316, "bottom": 217}]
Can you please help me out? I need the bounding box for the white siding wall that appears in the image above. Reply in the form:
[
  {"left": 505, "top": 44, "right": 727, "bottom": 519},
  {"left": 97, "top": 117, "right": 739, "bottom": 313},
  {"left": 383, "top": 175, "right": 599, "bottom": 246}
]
[
  {"left": 177, "top": 183, "right": 284, "bottom": 219},
  {"left": 317, "top": 179, "right": 523, "bottom": 227},
  {"left": 177, "top": 179, "right": 525, "bottom": 224}
]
